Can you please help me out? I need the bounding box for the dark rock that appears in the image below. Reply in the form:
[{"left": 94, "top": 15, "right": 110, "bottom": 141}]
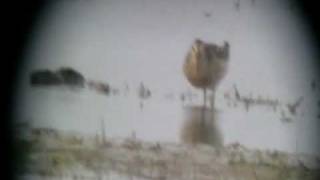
[
  {"left": 56, "top": 67, "right": 85, "bottom": 87},
  {"left": 30, "top": 70, "right": 61, "bottom": 86},
  {"left": 30, "top": 67, "right": 85, "bottom": 87}
]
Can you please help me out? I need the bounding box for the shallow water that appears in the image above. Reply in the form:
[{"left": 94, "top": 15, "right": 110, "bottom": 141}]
[{"left": 16, "top": 83, "right": 320, "bottom": 156}]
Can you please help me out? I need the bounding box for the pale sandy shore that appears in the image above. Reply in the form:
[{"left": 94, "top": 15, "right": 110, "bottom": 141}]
[{"left": 17, "top": 128, "right": 320, "bottom": 180}]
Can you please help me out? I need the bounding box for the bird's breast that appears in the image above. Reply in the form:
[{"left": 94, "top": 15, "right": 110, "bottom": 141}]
[{"left": 183, "top": 58, "right": 213, "bottom": 88}]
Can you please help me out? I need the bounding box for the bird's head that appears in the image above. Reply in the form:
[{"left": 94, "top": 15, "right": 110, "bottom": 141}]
[
  {"left": 215, "top": 41, "right": 230, "bottom": 60},
  {"left": 191, "top": 39, "right": 204, "bottom": 54},
  {"left": 190, "top": 39, "right": 207, "bottom": 61}
]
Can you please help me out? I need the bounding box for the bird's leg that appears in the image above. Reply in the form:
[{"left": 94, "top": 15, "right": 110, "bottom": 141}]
[
  {"left": 210, "top": 92, "right": 215, "bottom": 112},
  {"left": 203, "top": 88, "right": 207, "bottom": 108},
  {"left": 201, "top": 88, "right": 207, "bottom": 124}
]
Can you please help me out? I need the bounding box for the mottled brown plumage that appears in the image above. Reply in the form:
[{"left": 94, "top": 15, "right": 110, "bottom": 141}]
[{"left": 183, "top": 39, "right": 230, "bottom": 109}]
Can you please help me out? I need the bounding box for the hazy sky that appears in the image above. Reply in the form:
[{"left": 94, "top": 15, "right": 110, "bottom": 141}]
[
  {"left": 22, "top": 0, "right": 317, "bottom": 93},
  {"left": 16, "top": 0, "right": 320, "bottom": 155}
]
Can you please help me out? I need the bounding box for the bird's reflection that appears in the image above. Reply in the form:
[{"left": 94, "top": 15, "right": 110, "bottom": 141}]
[{"left": 180, "top": 106, "right": 223, "bottom": 147}]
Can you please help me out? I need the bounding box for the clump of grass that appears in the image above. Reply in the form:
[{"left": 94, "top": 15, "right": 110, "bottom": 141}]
[
  {"left": 149, "top": 142, "right": 162, "bottom": 153},
  {"left": 227, "top": 152, "right": 247, "bottom": 166},
  {"left": 49, "top": 152, "right": 74, "bottom": 168},
  {"left": 122, "top": 138, "right": 142, "bottom": 150}
]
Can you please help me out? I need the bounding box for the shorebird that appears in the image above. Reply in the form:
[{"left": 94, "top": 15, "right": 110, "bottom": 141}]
[{"left": 183, "top": 39, "right": 230, "bottom": 111}]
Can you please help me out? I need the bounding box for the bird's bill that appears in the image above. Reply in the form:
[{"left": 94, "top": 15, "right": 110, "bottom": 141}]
[
  {"left": 191, "top": 44, "right": 199, "bottom": 54},
  {"left": 192, "top": 39, "right": 203, "bottom": 52}
]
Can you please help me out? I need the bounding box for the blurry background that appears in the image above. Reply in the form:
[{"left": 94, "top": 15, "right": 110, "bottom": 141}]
[{"left": 11, "top": 0, "right": 320, "bottom": 158}]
